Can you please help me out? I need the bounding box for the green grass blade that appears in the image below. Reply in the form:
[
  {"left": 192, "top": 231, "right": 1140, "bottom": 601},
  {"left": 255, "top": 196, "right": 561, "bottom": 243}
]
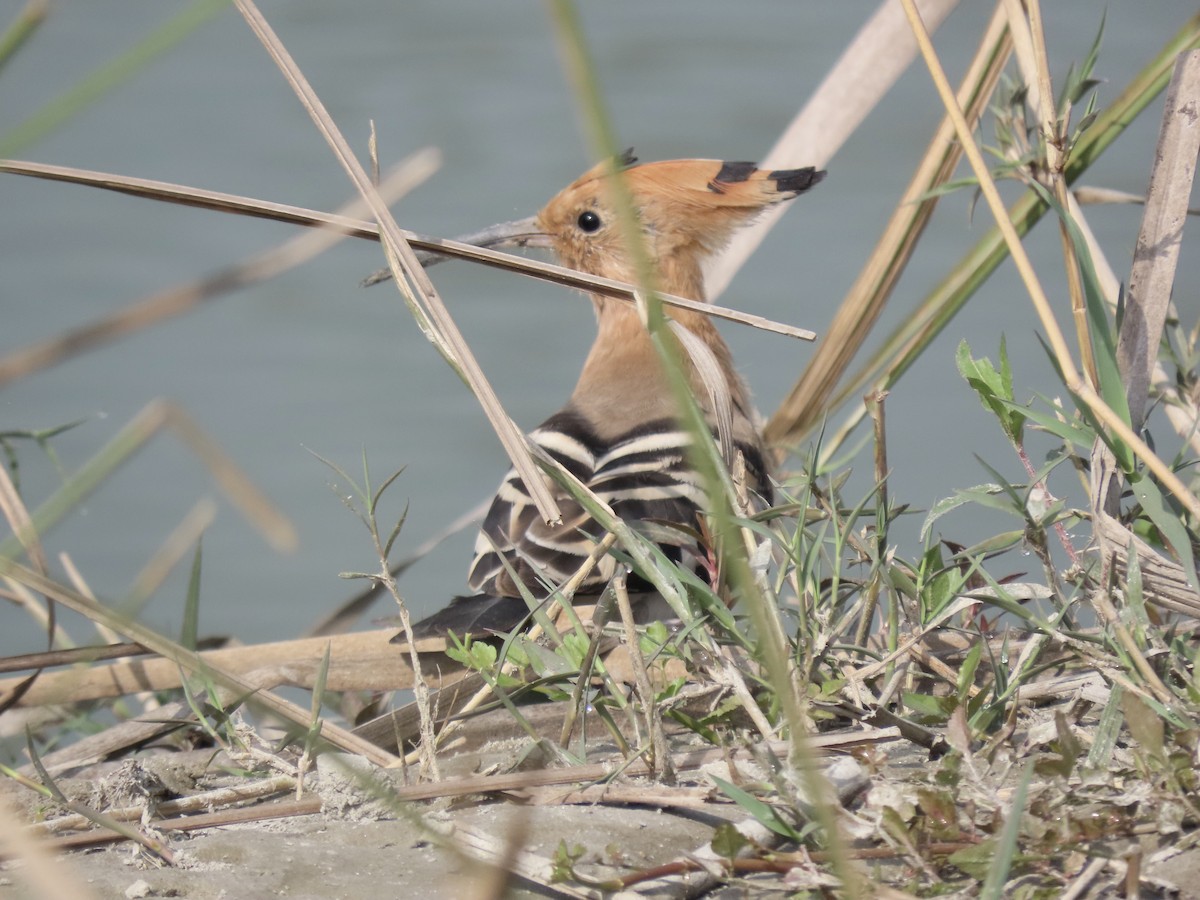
[{"left": 181, "top": 538, "right": 203, "bottom": 651}]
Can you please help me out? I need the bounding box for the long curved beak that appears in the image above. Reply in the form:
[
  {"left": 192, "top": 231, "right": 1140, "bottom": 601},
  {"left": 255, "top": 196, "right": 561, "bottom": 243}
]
[
  {"left": 362, "top": 215, "right": 549, "bottom": 287},
  {"left": 447, "top": 215, "right": 550, "bottom": 254}
]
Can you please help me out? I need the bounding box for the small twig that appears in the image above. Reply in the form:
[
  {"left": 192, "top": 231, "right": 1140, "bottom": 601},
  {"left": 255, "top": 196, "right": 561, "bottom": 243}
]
[
  {"left": 612, "top": 572, "right": 673, "bottom": 782},
  {"left": 304, "top": 498, "right": 489, "bottom": 637},
  {"left": 372, "top": 536, "right": 440, "bottom": 781},
  {"left": 4, "top": 756, "right": 175, "bottom": 865},
  {"left": 389, "top": 731, "right": 898, "bottom": 803},
  {"left": 0, "top": 641, "right": 150, "bottom": 674},
  {"left": 1061, "top": 856, "right": 1109, "bottom": 900},
  {"left": 1074, "top": 184, "right": 1200, "bottom": 216},
  {"left": 37, "top": 797, "right": 323, "bottom": 853},
  {"left": 32, "top": 774, "right": 296, "bottom": 835}
]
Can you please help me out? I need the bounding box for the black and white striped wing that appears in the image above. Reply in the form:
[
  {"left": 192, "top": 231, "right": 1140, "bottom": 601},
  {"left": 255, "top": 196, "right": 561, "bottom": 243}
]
[
  {"left": 407, "top": 412, "right": 773, "bottom": 640},
  {"left": 466, "top": 412, "right": 711, "bottom": 599}
]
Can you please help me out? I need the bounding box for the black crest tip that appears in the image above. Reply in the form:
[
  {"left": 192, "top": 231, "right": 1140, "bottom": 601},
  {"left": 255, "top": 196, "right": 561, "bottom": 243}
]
[{"left": 770, "top": 167, "right": 826, "bottom": 195}]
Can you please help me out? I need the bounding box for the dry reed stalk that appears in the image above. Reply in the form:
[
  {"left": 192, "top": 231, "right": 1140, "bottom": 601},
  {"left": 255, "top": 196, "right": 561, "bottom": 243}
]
[
  {"left": 515, "top": 783, "right": 713, "bottom": 808},
  {"left": 705, "top": 0, "right": 961, "bottom": 300},
  {"left": 23, "top": 701, "right": 194, "bottom": 776},
  {"left": 0, "top": 629, "right": 456, "bottom": 707},
  {"left": 765, "top": 4, "right": 1011, "bottom": 447},
  {"left": 0, "top": 159, "right": 816, "bottom": 343},
  {"left": 1079, "top": 178, "right": 1200, "bottom": 459},
  {"left": 234, "top": 0, "right": 561, "bottom": 535},
  {"left": 1116, "top": 51, "right": 1200, "bottom": 431},
  {"left": 57, "top": 554, "right": 124, "bottom": 647},
  {"left": 617, "top": 757, "right": 872, "bottom": 898},
  {"left": 1003, "top": 0, "right": 1097, "bottom": 387},
  {"left": 1075, "top": 184, "right": 1200, "bottom": 216},
  {"left": 813, "top": 15, "right": 1200, "bottom": 468},
  {"left": 611, "top": 572, "right": 672, "bottom": 781},
  {"left": 384, "top": 732, "right": 896, "bottom": 804},
  {"left": 0, "top": 641, "right": 148, "bottom": 674},
  {"left": 4, "top": 764, "right": 176, "bottom": 864}
]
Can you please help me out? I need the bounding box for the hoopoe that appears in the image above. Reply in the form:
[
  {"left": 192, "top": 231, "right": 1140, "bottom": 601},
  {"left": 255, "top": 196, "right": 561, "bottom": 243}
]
[{"left": 410, "top": 151, "right": 824, "bottom": 639}]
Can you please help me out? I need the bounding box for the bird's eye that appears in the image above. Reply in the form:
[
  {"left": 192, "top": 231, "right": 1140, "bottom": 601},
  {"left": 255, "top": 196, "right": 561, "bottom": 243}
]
[{"left": 576, "top": 210, "right": 602, "bottom": 233}]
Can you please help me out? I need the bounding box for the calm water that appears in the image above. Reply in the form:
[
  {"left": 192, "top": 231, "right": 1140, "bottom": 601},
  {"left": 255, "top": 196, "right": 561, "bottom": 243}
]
[{"left": 2, "top": 1, "right": 1199, "bottom": 653}]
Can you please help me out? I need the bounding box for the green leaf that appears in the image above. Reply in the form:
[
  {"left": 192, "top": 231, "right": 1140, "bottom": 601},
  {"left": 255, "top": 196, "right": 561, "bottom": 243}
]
[
  {"left": 181, "top": 539, "right": 202, "bottom": 651},
  {"left": 444, "top": 634, "right": 497, "bottom": 673},
  {"left": 948, "top": 837, "right": 998, "bottom": 879},
  {"left": 980, "top": 762, "right": 1033, "bottom": 899},
  {"left": 957, "top": 338, "right": 1025, "bottom": 444},
  {"left": 709, "top": 823, "right": 749, "bottom": 861},
  {"left": 922, "top": 484, "right": 1018, "bottom": 539},
  {"left": 709, "top": 775, "right": 803, "bottom": 841},
  {"left": 1007, "top": 394, "right": 1095, "bottom": 449},
  {"left": 956, "top": 640, "right": 984, "bottom": 704},
  {"left": 1029, "top": 180, "right": 1135, "bottom": 471},
  {"left": 1058, "top": 13, "right": 1105, "bottom": 114},
  {"left": 1086, "top": 683, "right": 1124, "bottom": 770},
  {"left": 904, "top": 692, "right": 956, "bottom": 722},
  {"left": 1131, "top": 476, "right": 1200, "bottom": 595},
  {"left": 550, "top": 840, "right": 586, "bottom": 883}
]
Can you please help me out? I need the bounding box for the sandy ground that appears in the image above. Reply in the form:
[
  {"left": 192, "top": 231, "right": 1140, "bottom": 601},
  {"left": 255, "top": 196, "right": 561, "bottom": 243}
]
[
  {"left": 5, "top": 701, "right": 1200, "bottom": 899},
  {"left": 16, "top": 805, "right": 727, "bottom": 900}
]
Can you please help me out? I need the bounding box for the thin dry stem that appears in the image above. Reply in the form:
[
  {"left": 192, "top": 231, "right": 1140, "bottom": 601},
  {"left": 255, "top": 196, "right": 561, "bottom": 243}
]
[
  {"left": 0, "top": 159, "right": 815, "bottom": 343},
  {"left": 612, "top": 572, "right": 672, "bottom": 782},
  {"left": 374, "top": 550, "right": 440, "bottom": 780},
  {"left": 0, "top": 628, "right": 442, "bottom": 707},
  {"left": 1004, "top": 0, "right": 1097, "bottom": 388},
  {"left": 1118, "top": 50, "right": 1200, "bottom": 428},
  {"left": 234, "top": 0, "right": 562, "bottom": 527},
  {"left": 32, "top": 774, "right": 296, "bottom": 836}
]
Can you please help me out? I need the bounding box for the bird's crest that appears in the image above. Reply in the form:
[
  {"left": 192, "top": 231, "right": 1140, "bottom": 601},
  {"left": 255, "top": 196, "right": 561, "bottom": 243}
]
[{"left": 537, "top": 152, "right": 825, "bottom": 278}]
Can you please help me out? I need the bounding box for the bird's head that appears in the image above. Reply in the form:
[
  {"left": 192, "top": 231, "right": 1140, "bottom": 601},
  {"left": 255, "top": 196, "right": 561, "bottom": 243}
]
[{"left": 532, "top": 151, "right": 825, "bottom": 296}]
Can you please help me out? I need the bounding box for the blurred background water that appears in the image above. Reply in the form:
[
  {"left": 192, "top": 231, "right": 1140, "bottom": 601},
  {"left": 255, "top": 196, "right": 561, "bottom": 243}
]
[{"left": 1, "top": 1, "right": 1198, "bottom": 654}]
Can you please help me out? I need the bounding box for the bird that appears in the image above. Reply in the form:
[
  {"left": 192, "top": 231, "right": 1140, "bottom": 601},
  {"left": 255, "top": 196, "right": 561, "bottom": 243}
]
[{"left": 406, "top": 151, "right": 825, "bottom": 641}]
